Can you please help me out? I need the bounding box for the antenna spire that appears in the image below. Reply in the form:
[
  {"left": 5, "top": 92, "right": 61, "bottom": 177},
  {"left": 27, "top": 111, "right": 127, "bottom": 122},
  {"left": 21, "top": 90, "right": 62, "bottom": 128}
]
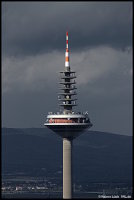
[{"left": 65, "top": 31, "right": 70, "bottom": 71}]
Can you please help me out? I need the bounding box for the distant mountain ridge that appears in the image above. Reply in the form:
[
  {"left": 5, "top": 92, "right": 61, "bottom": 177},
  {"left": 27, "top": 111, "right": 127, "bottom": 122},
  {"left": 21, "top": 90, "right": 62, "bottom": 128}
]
[{"left": 2, "top": 128, "right": 132, "bottom": 184}]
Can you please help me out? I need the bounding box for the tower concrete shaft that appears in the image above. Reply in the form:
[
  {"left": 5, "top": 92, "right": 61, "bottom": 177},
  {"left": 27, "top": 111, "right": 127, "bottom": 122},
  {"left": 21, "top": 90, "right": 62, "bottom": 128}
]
[{"left": 63, "top": 138, "right": 73, "bottom": 199}]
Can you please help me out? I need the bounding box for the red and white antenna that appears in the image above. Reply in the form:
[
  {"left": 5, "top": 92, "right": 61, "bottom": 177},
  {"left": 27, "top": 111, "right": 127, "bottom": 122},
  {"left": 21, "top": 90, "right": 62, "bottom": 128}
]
[{"left": 65, "top": 31, "right": 70, "bottom": 70}]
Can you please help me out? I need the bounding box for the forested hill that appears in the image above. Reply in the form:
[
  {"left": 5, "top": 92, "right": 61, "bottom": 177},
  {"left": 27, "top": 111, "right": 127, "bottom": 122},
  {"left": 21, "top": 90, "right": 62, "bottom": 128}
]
[{"left": 2, "top": 128, "right": 132, "bottom": 184}]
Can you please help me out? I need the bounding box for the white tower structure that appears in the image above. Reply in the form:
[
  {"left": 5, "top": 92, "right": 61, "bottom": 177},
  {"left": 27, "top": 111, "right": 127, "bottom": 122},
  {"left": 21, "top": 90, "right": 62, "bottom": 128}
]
[{"left": 44, "top": 32, "right": 92, "bottom": 199}]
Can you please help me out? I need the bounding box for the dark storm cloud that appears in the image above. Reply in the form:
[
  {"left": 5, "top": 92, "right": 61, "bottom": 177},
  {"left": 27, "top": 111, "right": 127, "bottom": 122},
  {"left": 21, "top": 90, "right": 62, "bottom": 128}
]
[{"left": 2, "top": 2, "right": 132, "bottom": 56}]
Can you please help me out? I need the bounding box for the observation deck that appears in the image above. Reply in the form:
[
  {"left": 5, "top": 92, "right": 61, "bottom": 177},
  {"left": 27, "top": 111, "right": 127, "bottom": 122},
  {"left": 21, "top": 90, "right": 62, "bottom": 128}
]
[{"left": 45, "top": 111, "right": 92, "bottom": 139}]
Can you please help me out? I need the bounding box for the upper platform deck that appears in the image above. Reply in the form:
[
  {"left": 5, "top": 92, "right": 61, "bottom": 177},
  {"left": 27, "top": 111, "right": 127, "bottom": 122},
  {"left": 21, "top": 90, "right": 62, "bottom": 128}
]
[
  {"left": 59, "top": 71, "right": 75, "bottom": 74},
  {"left": 46, "top": 111, "right": 89, "bottom": 119}
]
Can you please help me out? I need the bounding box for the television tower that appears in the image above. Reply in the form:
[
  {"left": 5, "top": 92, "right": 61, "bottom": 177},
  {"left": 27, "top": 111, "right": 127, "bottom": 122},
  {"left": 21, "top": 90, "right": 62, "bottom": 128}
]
[{"left": 44, "top": 32, "right": 92, "bottom": 199}]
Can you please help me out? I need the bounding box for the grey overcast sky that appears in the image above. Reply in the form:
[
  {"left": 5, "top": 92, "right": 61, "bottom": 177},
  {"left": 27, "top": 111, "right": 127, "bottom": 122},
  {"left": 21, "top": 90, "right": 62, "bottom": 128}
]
[{"left": 2, "top": 2, "right": 132, "bottom": 135}]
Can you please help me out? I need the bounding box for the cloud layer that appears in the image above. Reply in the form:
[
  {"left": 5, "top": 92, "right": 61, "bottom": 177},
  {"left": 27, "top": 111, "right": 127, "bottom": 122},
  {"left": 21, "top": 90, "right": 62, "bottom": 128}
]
[{"left": 2, "top": 46, "right": 132, "bottom": 93}]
